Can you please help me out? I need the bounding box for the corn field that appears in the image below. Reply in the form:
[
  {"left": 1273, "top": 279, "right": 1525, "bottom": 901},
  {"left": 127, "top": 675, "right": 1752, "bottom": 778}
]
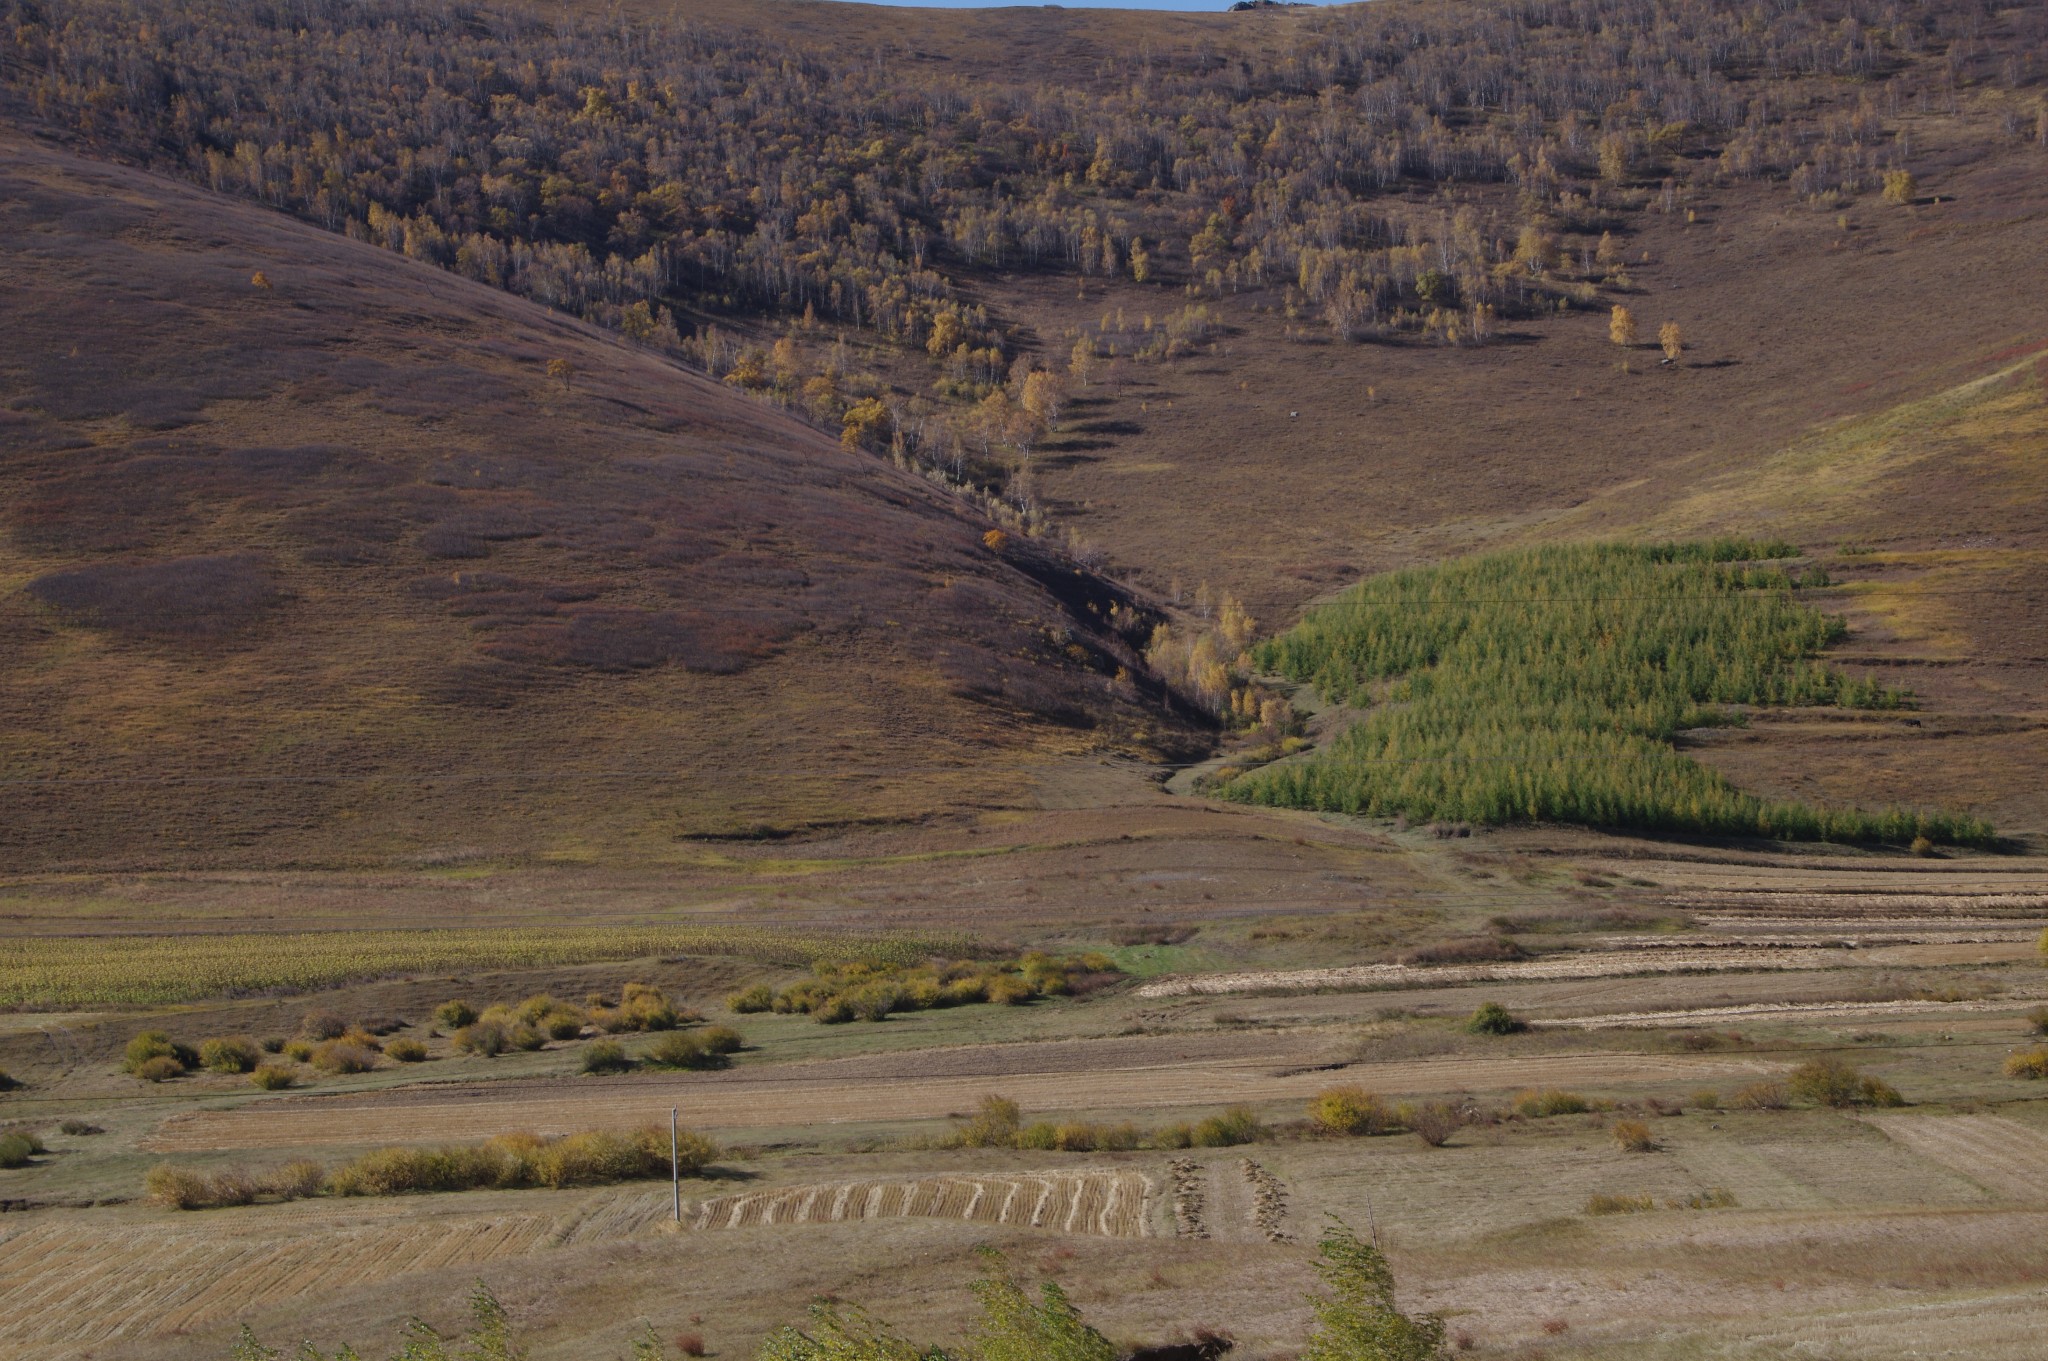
[
  {"left": 1225, "top": 540, "right": 1995, "bottom": 846},
  {"left": 0, "top": 925, "right": 966, "bottom": 1009}
]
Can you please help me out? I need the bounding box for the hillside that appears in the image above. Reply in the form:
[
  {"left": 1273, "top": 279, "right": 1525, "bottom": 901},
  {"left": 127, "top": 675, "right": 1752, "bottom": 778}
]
[{"left": 0, "top": 133, "right": 1197, "bottom": 872}]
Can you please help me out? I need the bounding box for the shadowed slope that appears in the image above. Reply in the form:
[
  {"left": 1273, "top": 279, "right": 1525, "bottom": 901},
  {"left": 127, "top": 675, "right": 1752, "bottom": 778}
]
[{"left": 0, "top": 134, "right": 1195, "bottom": 871}]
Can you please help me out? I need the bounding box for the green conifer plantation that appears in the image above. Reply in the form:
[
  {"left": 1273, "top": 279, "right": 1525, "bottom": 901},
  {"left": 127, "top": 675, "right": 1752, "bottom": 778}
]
[{"left": 1224, "top": 541, "right": 1993, "bottom": 846}]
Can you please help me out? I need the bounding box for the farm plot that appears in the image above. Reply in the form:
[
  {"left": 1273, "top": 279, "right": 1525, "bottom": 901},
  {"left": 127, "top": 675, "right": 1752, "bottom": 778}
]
[
  {"left": 1131, "top": 946, "right": 1858, "bottom": 999},
  {"left": 1869, "top": 1114, "right": 2048, "bottom": 1201},
  {"left": 143, "top": 1050, "right": 1772, "bottom": 1152},
  {"left": 0, "top": 1189, "right": 669, "bottom": 1352},
  {"left": 690, "top": 1168, "right": 1151, "bottom": 1237}
]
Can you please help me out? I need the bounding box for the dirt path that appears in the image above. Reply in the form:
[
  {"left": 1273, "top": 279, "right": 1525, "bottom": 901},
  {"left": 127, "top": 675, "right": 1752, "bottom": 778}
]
[
  {"left": 142, "top": 1051, "right": 1772, "bottom": 1153},
  {"left": 1541, "top": 994, "right": 2048, "bottom": 1029},
  {"left": 1132, "top": 946, "right": 1862, "bottom": 998}
]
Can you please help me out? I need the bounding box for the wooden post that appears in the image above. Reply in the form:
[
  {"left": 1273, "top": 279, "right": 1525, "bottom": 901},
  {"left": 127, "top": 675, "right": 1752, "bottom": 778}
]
[{"left": 671, "top": 1106, "right": 682, "bottom": 1224}]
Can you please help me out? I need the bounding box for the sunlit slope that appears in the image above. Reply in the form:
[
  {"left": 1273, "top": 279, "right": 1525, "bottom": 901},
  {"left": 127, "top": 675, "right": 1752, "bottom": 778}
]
[{"left": 0, "top": 136, "right": 1192, "bottom": 872}]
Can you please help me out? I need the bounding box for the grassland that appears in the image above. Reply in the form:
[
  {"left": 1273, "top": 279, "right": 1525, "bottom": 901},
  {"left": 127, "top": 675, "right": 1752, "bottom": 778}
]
[
  {"left": 0, "top": 924, "right": 970, "bottom": 1009},
  {"left": 1225, "top": 540, "right": 1994, "bottom": 845}
]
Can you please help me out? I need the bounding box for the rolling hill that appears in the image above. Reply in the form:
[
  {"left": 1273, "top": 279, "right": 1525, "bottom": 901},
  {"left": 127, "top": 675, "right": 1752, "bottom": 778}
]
[{"left": 0, "top": 132, "right": 1197, "bottom": 872}]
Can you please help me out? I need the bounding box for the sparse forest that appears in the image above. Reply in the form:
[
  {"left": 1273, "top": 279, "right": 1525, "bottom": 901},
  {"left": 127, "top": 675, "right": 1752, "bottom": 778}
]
[{"left": 5, "top": 0, "right": 2042, "bottom": 518}]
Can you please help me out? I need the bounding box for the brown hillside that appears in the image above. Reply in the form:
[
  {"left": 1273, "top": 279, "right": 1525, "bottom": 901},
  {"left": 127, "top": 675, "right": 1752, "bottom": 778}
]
[{"left": 0, "top": 133, "right": 1197, "bottom": 872}]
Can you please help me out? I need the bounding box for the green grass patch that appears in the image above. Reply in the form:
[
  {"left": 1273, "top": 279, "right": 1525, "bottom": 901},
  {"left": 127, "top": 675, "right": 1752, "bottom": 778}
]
[
  {"left": 0, "top": 925, "right": 973, "bottom": 1009},
  {"left": 1224, "top": 540, "right": 1992, "bottom": 846}
]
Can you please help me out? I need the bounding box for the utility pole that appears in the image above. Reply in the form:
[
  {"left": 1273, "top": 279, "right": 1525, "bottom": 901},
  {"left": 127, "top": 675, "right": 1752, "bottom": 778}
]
[{"left": 671, "top": 1106, "right": 682, "bottom": 1225}]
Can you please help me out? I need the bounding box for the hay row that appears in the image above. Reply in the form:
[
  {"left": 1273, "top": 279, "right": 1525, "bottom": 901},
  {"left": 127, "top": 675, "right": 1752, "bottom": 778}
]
[{"left": 688, "top": 1169, "right": 1152, "bottom": 1238}]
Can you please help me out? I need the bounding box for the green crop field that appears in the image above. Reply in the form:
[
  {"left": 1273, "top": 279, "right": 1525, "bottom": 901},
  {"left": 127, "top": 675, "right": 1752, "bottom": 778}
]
[{"left": 1224, "top": 540, "right": 1994, "bottom": 846}]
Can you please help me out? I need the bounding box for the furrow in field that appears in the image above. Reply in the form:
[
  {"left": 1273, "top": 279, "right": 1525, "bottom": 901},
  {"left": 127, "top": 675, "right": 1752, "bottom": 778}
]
[{"left": 1870, "top": 1115, "right": 2048, "bottom": 1200}]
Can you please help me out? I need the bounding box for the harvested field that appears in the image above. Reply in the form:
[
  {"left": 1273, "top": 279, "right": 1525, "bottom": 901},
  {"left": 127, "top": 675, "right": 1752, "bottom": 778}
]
[
  {"left": 1869, "top": 1114, "right": 2048, "bottom": 1201},
  {"left": 0, "top": 1190, "right": 669, "bottom": 1350},
  {"left": 1131, "top": 946, "right": 1863, "bottom": 998},
  {"left": 141, "top": 1050, "right": 1771, "bottom": 1152},
  {"left": 689, "top": 1168, "right": 1151, "bottom": 1237},
  {"left": 1544, "top": 994, "right": 2048, "bottom": 1030}
]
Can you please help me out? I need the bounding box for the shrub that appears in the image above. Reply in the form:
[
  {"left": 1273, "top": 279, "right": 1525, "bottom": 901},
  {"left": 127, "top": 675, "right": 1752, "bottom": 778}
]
[
  {"left": 987, "top": 974, "right": 1036, "bottom": 1006},
  {"left": 675, "top": 1333, "right": 708, "bottom": 1358},
  {"left": 622, "top": 982, "right": 679, "bottom": 1031},
  {"left": 1585, "top": 1192, "right": 1654, "bottom": 1215},
  {"left": 1302, "top": 1218, "right": 1446, "bottom": 1361},
  {"left": 385, "top": 1037, "right": 429, "bottom": 1063},
  {"left": 1409, "top": 1102, "right": 1461, "bottom": 1147},
  {"left": 955, "top": 1095, "right": 1022, "bottom": 1148},
  {"left": 339, "top": 1026, "right": 384, "bottom": 1052},
  {"left": 0, "top": 1131, "right": 45, "bottom": 1167},
  {"left": 582, "top": 1039, "right": 632, "bottom": 1074},
  {"left": 1612, "top": 1118, "right": 1656, "bottom": 1152},
  {"left": 269, "top": 1158, "right": 326, "bottom": 1199},
  {"left": 507, "top": 1023, "right": 546, "bottom": 1052},
  {"left": 1788, "top": 1057, "right": 1903, "bottom": 1108},
  {"left": 251, "top": 1064, "right": 296, "bottom": 1090},
  {"left": 2025, "top": 1006, "right": 2048, "bottom": 1037},
  {"left": 1192, "top": 1106, "right": 1265, "bottom": 1148},
  {"left": 543, "top": 1009, "right": 586, "bottom": 1041},
  {"left": 515, "top": 993, "right": 560, "bottom": 1025},
  {"left": 137, "top": 1055, "right": 185, "bottom": 1083},
  {"left": 1670, "top": 1187, "right": 1737, "bottom": 1210},
  {"left": 453, "top": 1021, "right": 508, "bottom": 1057},
  {"left": 309, "top": 1041, "right": 379, "bottom": 1074},
  {"left": 1309, "top": 1085, "right": 1391, "bottom": 1136},
  {"left": 1465, "top": 1001, "right": 1526, "bottom": 1035},
  {"left": 299, "top": 1010, "right": 348, "bottom": 1040},
  {"left": 282, "top": 1039, "right": 314, "bottom": 1062},
  {"left": 325, "top": 1124, "right": 711, "bottom": 1196},
  {"left": 123, "top": 1030, "right": 185, "bottom": 1075},
  {"left": 200, "top": 1037, "right": 262, "bottom": 1074},
  {"left": 435, "top": 999, "right": 479, "bottom": 1029},
  {"left": 699, "top": 1025, "right": 744, "bottom": 1055},
  {"left": 728, "top": 984, "right": 775, "bottom": 1014},
  {"left": 1016, "top": 1121, "right": 1059, "bottom": 1151},
  {"left": 1731, "top": 1080, "right": 1788, "bottom": 1110},
  {"left": 258, "top": 1036, "right": 286, "bottom": 1054},
  {"left": 2003, "top": 1048, "right": 2048, "bottom": 1079},
  {"left": 58, "top": 1119, "right": 101, "bottom": 1136},
  {"left": 1512, "top": 1089, "right": 1589, "bottom": 1118},
  {"left": 144, "top": 1163, "right": 212, "bottom": 1208},
  {"left": 1691, "top": 1089, "right": 1722, "bottom": 1111},
  {"left": 646, "top": 1032, "right": 727, "bottom": 1070}
]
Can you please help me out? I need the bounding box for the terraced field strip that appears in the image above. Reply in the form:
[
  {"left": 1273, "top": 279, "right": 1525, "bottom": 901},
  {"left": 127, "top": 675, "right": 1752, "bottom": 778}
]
[
  {"left": 690, "top": 1168, "right": 1150, "bottom": 1237},
  {"left": 1133, "top": 947, "right": 1857, "bottom": 998},
  {"left": 0, "top": 1190, "right": 667, "bottom": 1351},
  {"left": 144, "top": 1051, "right": 1771, "bottom": 1152},
  {"left": 1544, "top": 994, "right": 2048, "bottom": 1029},
  {"left": 1869, "top": 1114, "right": 2048, "bottom": 1200}
]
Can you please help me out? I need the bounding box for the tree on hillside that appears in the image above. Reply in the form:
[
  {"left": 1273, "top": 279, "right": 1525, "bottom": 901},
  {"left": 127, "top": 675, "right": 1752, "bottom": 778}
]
[
  {"left": 1608, "top": 305, "right": 1637, "bottom": 348},
  {"left": 1659, "top": 321, "right": 1685, "bottom": 362}
]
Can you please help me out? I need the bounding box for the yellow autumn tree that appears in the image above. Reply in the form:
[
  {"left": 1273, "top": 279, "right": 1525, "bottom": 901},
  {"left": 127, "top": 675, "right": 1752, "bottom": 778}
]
[
  {"left": 841, "top": 397, "right": 889, "bottom": 450},
  {"left": 1608, "top": 305, "right": 1637, "bottom": 347},
  {"left": 1659, "top": 321, "right": 1684, "bottom": 362}
]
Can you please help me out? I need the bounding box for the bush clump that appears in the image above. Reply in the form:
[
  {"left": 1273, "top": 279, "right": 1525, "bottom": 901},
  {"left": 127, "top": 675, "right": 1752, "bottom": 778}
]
[
  {"left": 452, "top": 1021, "right": 508, "bottom": 1057},
  {"left": 124, "top": 1030, "right": 195, "bottom": 1077},
  {"left": 58, "top": 1118, "right": 101, "bottom": 1136},
  {"left": 644, "top": 1032, "right": 728, "bottom": 1071},
  {"left": 1407, "top": 1101, "right": 1462, "bottom": 1147},
  {"left": 758, "top": 953, "right": 1119, "bottom": 1025},
  {"left": 1787, "top": 1057, "right": 1903, "bottom": 1108},
  {"left": 581, "top": 1039, "right": 632, "bottom": 1074},
  {"left": 2002, "top": 1048, "right": 2048, "bottom": 1079},
  {"left": 324, "top": 1124, "right": 715, "bottom": 1196},
  {"left": 1511, "top": 1089, "right": 1589, "bottom": 1118},
  {"left": 200, "top": 1037, "right": 262, "bottom": 1074},
  {"left": 298, "top": 1010, "right": 348, "bottom": 1041},
  {"left": 2026, "top": 1005, "right": 2048, "bottom": 1037},
  {"left": 948, "top": 1094, "right": 1263, "bottom": 1152},
  {"left": 144, "top": 1159, "right": 324, "bottom": 1209},
  {"left": 1192, "top": 1106, "right": 1265, "bottom": 1148},
  {"left": 727, "top": 983, "right": 775, "bottom": 1014},
  {"left": 1585, "top": 1192, "right": 1654, "bottom": 1215},
  {"left": 1612, "top": 1118, "right": 1657, "bottom": 1152},
  {"left": 698, "top": 1025, "right": 744, "bottom": 1055},
  {"left": 435, "top": 999, "right": 479, "bottom": 1029},
  {"left": 136, "top": 1055, "right": 186, "bottom": 1083},
  {"left": 1730, "top": 1080, "right": 1789, "bottom": 1110},
  {"left": 384, "top": 1037, "right": 429, "bottom": 1063},
  {"left": 1465, "top": 1001, "right": 1526, "bottom": 1035},
  {"left": 309, "top": 1041, "right": 379, "bottom": 1075},
  {"left": 1309, "top": 1085, "right": 1392, "bottom": 1136},
  {"left": 250, "top": 1064, "right": 296, "bottom": 1090},
  {"left": 0, "top": 1131, "right": 46, "bottom": 1168}
]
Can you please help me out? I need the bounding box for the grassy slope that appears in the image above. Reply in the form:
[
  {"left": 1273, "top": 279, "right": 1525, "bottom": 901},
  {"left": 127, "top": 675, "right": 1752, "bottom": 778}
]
[{"left": 0, "top": 133, "right": 1200, "bottom": 872}]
